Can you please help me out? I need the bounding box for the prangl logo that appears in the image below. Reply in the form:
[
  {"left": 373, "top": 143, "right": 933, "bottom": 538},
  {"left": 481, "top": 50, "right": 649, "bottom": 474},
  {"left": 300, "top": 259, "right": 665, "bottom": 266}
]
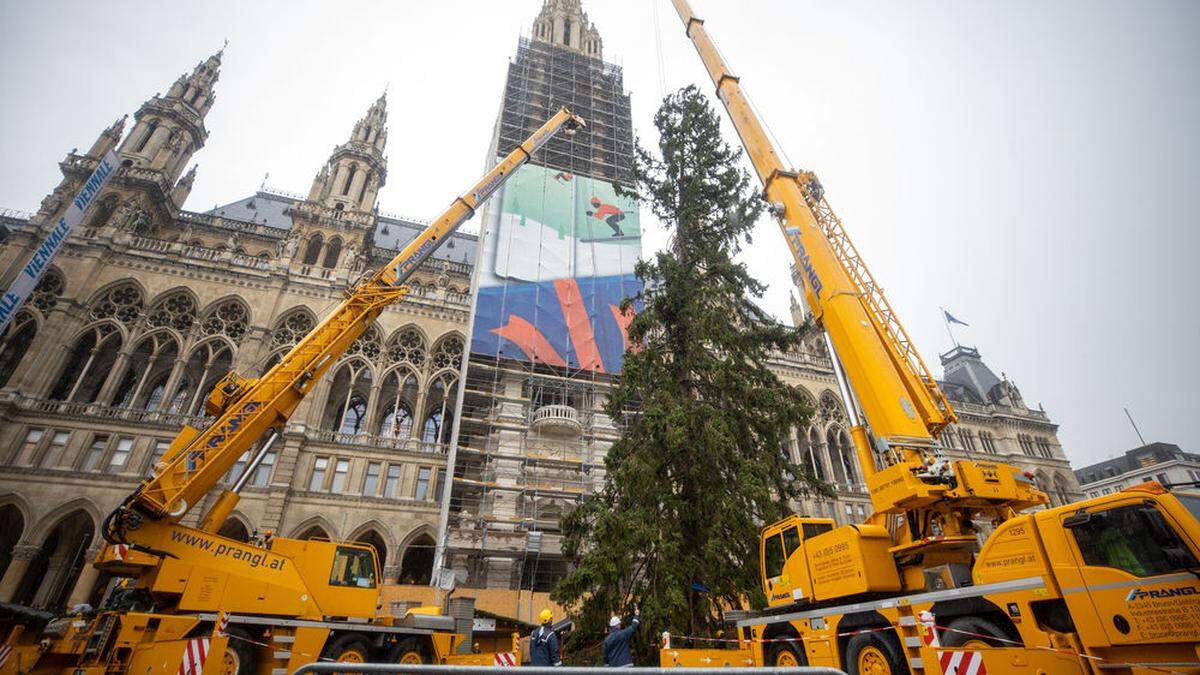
[{"left": 1126, "top": 585, "right": 1200, "bottom": 602}]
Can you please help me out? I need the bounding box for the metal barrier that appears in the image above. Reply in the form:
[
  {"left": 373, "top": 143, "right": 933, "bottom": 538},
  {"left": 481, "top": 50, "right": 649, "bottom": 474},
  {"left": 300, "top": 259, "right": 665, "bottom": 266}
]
[{"left": 294, "top": 665, "right": 846, "bottom": 675}]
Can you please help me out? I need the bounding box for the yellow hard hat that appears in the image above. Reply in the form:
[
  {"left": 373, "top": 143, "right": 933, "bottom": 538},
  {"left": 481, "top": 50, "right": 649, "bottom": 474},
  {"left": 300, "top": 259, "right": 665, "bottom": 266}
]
[{"left": 539, "top": 609, "right": 553, "bottom": 624}]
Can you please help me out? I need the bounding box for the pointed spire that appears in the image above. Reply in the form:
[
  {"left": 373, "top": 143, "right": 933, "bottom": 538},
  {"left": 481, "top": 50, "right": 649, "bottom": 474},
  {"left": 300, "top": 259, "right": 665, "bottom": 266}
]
[
  {"left": 89, "top": 114, "right": 129, "bottom": 158},
  {"left": 172, "top": 164, "right": 199, "bottom": 206}
]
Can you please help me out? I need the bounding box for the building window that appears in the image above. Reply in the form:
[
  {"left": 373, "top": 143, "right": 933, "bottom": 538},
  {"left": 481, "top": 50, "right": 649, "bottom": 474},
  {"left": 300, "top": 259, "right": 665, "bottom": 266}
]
[
  {"left": 134, "top": 121, "right": 158, "bottom": 153},
  {"left": 330, "top": 459, "right": 350, "bottom": 493},
  {"left": 414, "top": 467, "right": 431, "bottom": 501},
  {"left": 384, "top": 465, "right": 402, "bottom": 498},
  {"left": 310, "top": 457, "right": 329, "bottom": 491},
  {"left": 323, "top": 237, "right": 342, "bottom": 269},
  {"left": 0, "top": 309, "right": 38, "bottom": 388},
  {"left": 363, "top": 461, "right": 382, "bottom": 496},
  {"left": 106, "top": 437, "right": 134, "bottom": 474},
  {"left": 342, "top": 166, "right": 357, "bottom": 196},
  {"left": 147, "top": 439, "right": 170, "bottom": 476},
  {"left": 40, "top": 431, "right": 71, "bottom": 469},
  {"left": 81, "top": 435, "right": 109, "bottom": 472},
  {"left": 303, "top": 234, "right": 324, "bottom": 265},
  {"left": 227, "top": 451, "right": 251, "bottom": 484},
  {"left": 14, "top": 428, "right": 44, "bottom": 466},
  {"left": 251, "top": 451, "right": 276, "bottom": 487}
]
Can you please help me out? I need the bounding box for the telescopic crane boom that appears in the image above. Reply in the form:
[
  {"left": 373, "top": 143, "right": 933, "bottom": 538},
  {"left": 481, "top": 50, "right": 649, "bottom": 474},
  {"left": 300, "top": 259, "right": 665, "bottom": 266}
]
[
  {"left": 670, "top": 0, "right": 1044, "bottom": 551},
  {"left": 107, "top": 107, "right": 586, "bottom": 548}
]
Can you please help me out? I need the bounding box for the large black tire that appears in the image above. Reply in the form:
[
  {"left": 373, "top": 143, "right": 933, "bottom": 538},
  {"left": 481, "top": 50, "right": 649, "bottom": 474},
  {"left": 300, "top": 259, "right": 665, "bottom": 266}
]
[
  {"left": 390, "top": 636, "right": 429, "bottom": 665},
  {"left": 321, "top": 633, "right": 373, "bottom": 664},
  {"left": 941, "top": 616, "right": 1017, "bottom": 648},
  {"left": 219, "top": 628, "right": 257, "bottom": 675},
  {"left": 844, "top": 631, "right": 906, "bottom": 675},
  {"left": 766, "top": 640, "right": 808, "bottom": 667}
]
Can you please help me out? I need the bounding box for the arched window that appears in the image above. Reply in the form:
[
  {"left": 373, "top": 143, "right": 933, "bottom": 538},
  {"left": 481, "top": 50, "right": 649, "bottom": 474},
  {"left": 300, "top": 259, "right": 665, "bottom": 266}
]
[
  {"left": 198, "top": 299, "right": 249, "bottom": 344},
  {"left": 303, "top": 234, "right": 324, "bottom": 265},
  {"left": 339, "top": 397, "right": 368, "bottom": 434},
  {"left": 342, "top": 165, "right": 358, "bottom": 196},
  {"left": 0, "top": 310, "right": 37, "bottom": 388},
  {"left": 188, "top": 89, "right": 201, "bottom": 105},
  {"left": 398, "top": 534, "right": 435, "bottom": 584},
  {"left": 323, "top": 359, "right": 373, "bottom": 435},
  {"left": 562, "top": 19, "right": 572, "bottom": 45},
  {"left": 357, "top": 171, "right": 371, "bottom": 203},
  {"left": 174, "top": 340, "right": 234, "bottom": 415},
  {"left": 112, "top": 332, "right": 179, "bottom": 410},
  {"left": 431, "top": 335, "right": 463, "bottom": 372},
  {"left": 323, "top": 237, "right": 342, "bottom": 269},
  {"left": 146, "top": 290, "right": 197, "bottom": 332},
  {"left": 134, "top": 121, "right": 158, "bottom": 153},
  {"left": 377, "top": 369, "right": 419, "bottom": 440},
  {"left": 422, "top": 374, "right": 455, "bottom": 445},
  {"left": 49, "top": 324, "right": 123, "bottom": 402},
  {"left": 386, "top": 327, "right": 427, "bottom": 370},
  {"left": 88, "top": 282, "right": 144, "bottom": 325},
  {"left": 362, "top": 125, "right": 372, "bottom": 142},
  {"left": 85, "top": 196, "right": 118, "bottom": 232}
]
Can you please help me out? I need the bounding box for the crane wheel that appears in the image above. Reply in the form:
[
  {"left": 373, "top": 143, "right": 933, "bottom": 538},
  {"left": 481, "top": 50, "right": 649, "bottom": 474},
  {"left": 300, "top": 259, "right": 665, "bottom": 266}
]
[
  {"left": 322, "top": 634, "right": 373, "bottom": 665},
  {"left": 391, "top": 637, "right": 428, "bottom": 665},
  {"left": 766, "top": 640, "right": 807, "bottom": 667},
  {"left": 845, "top": 632, "right": 904, "bottom": 675},
  {"left": 219, "top": 629, "right": 257, "bottom": 675},
  {"left": 941, "top": 616, "right": 1016, "bottom": 649}
]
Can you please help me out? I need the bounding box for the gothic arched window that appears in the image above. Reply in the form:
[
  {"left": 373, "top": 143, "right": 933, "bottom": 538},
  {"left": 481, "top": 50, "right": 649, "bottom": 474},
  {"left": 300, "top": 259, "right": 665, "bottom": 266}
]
[
  {"left": 387, "top": 327, "right": 426, "bottom": 369},
  {"left": 431, "top": 335, "right": 463, "bottom": 372},
  {"left": 421, "top": 373, "right": 456, "bottom": 445},
  {"left": 342, "top": 165, "right": 358, "bottom": 197},
  {"left": 112, "top": 332, "right": 180, "bottom": 410},
  {"left": 49, "top": 323, "right": 123, "bottom": 402},
  {"left": 89, "top": 283, "right": 144, "bottom": 326},
  {"left": 323, "top": 237, "right": 342, "bottom": 269},
  {"left": 377, "top": 369, "right": 419, "bottom": 440},
  {"left": 0, "top": 310, "right": 37, "bottom": 388},
  {"left": 199, "top": 299, "right": 249, "bottom": 343},
  {"left": 175, "top": 340, "right": 234, "bottom": 415},
  {"left": 357, "top": 171, "right": 371, "bottom": 203},
  {"left": 146, "top": 291, "right": 197, "bottom": 332},
  {"left": 135, "top": 120, "right": 158, "bottom": 153},
  {"left": 303, "top": 234, "right": 324, "bottom": 265},
  {"left": 323, "top": 359, "right": 373, "bottom": 435}
]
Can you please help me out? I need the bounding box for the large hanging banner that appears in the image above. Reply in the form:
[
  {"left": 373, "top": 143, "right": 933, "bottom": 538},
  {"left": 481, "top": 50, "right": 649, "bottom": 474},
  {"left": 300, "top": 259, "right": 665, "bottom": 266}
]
[
  {"left": 0, "top": 151, "right": 118, "bottom": 332},
  {"left": 471, "top": 164, "right": 642, "bottom": 374}
]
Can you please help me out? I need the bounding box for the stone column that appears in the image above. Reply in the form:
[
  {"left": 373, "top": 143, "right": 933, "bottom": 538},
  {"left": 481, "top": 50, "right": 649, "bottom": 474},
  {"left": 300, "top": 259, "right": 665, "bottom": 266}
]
[
  {"left": 94, "top": 349, "right": 134, "bottom": 406},
  {"left": 157, "top": 357, "right": 188, "bottom": 411},
  {"left": 66, "top": 546, "right": 104, "bottom": 608},
  {"left": 383, "top": 564, "right": 400, "bottom": 585},
  {"left": 9, "top": 307, "right": 80, "bottom": 397},
  {"left": 0, "top": 544, "right": 39, "bottom": 602}
]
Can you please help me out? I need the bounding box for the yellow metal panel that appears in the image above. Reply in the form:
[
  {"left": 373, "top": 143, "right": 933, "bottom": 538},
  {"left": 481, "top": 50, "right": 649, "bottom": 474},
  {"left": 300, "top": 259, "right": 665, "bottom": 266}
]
[{"left": 807, "top": 525, "right": 901, "bottom": 601}]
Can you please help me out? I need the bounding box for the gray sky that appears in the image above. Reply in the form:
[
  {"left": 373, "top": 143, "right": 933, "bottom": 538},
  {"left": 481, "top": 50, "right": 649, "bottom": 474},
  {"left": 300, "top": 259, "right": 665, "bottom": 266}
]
[{"left": 2, "top": 1, "right": 1197, "bottom": 467}]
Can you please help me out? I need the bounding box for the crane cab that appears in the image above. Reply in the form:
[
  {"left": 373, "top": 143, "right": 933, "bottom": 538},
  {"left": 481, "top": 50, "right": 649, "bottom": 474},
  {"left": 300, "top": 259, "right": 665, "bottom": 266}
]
[{"left": 761, "top": 515, "right": 902, "bottom": 609}]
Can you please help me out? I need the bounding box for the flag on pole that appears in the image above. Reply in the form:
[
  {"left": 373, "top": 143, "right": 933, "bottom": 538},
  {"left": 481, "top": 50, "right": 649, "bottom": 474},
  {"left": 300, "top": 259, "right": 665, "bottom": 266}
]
[{"left": 944, "top": 311, "right": 969, "bottom": 327}]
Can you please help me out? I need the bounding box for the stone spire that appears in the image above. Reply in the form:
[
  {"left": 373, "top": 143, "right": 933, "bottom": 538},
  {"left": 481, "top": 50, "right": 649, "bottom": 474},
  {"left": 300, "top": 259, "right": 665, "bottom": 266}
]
[
  {"left": 117, "top": 47, "right": 223, "bottom": 184},
  {"left": 307, "top": 91, "right": 388, "bottom": 212},
  {"left": 172, "top": 164, "right": 198, "bottom": 207},
  {"left": 532, "top": 0, "right": 603, "bottom": 58},
  {"left": 87, "top": 115, "right": 127, "bottom": 158}
]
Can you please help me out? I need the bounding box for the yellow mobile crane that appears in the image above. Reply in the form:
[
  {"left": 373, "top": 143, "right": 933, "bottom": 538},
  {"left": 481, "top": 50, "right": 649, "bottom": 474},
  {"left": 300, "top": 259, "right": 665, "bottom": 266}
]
[
  {"left": 659, "top": 2, "right": 1200, "bottom": 674},
  {"left": 0, "top": 108, "right": 584, "bottom": 675}
]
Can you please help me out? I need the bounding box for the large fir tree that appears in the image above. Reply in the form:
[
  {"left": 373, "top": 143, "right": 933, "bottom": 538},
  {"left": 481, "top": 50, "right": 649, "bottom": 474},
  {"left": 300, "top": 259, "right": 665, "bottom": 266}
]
[{"left": 552, "top": 86, "right": 823, "bottom": 660}]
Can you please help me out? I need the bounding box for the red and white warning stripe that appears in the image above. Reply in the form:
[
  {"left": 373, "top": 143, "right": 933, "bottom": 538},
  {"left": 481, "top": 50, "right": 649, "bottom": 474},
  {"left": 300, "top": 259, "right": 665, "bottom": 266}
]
[
  {"left": 113, "top": 543, "right": 129, "bottom": 561},
  {"left": 178, "top": 637, "right": 210, "bottom": 675},
  {"left": 216, "top": 613, "right": 229, "bottom": 637},
  {"left": 0, "top": 643, "right": 12, "bottom": 668},
  {"left": 938, "top": 650, "right": 987, "bottom": 675},
  {"left": 493, "top": 651, "right": 517, "bottom": 667}
]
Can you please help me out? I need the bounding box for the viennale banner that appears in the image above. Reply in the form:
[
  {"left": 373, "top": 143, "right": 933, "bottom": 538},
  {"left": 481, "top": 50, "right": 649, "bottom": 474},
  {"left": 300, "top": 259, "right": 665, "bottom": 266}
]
[{"left": 0, "top": 151, "right": 118, "bottom": 333}]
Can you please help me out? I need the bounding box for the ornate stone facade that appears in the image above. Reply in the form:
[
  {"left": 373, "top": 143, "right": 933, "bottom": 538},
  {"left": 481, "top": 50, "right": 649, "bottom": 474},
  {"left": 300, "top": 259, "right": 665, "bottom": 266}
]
[{"left": 0, "top": 50, "right": 474, "bottom": 611}]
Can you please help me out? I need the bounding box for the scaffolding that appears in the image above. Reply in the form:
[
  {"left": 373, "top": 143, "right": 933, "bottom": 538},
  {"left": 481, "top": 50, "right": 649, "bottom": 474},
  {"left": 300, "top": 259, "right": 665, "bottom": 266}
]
[{"left": 438, "top": 32, "right": 638, "bottom": 619}]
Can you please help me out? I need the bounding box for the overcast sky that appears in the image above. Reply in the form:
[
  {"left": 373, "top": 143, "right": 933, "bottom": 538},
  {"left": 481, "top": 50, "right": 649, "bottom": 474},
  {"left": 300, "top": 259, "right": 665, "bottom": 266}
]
[{"left": 2, "top": 0, "right": 1197, "bottom": 467}]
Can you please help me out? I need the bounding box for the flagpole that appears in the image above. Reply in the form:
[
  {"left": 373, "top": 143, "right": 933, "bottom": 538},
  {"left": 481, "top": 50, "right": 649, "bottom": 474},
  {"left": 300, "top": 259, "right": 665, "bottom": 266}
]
[{"left": 941, "top": 307, "right": 958, "bottom": 348}]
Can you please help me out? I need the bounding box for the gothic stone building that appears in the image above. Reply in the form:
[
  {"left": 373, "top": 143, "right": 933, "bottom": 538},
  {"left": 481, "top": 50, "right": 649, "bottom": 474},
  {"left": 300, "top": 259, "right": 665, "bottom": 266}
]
[
  {"left": 0, "top": 5, "right": 1082, "bottom": 621},
  {"left": 0, "top": 50, "right": 475, "bottom": 611}
]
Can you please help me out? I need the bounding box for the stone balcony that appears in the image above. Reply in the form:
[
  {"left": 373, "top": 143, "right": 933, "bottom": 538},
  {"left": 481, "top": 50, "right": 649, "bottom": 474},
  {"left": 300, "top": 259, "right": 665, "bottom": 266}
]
[{"left": 530, "top": 404, "right": 582, "bottom": 437}]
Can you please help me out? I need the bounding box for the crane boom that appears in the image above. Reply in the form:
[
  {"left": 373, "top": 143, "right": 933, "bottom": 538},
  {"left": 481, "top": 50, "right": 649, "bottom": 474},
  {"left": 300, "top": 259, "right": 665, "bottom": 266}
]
[
  {"left": 669, "top": 0, "right": 954, "bottom": 482},
  {"left": 110, "top": 108, "right": 585, "bottom": 541}
]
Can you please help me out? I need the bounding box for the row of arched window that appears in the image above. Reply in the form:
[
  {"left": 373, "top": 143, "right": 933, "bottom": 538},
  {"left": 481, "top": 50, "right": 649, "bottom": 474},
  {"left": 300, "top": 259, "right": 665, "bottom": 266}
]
[{"left": 0, "top": 277, "right": 465, "bottom": 443}]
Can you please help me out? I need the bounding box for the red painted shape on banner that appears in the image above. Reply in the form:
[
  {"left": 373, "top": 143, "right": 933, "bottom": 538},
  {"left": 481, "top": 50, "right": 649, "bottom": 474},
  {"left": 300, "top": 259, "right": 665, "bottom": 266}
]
[
  {"left": 609, "top": 303, "right": 639, "bottom": 352},
  {"left": 554, "top": 278, "right": 605, "bottom": 373},
  {"left": 491, "top": 315, "right": 567, "bottom": 367}
]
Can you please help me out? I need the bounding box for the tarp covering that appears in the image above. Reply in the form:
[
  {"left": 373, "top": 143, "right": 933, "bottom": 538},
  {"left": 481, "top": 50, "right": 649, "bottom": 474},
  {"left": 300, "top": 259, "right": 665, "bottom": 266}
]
[{"left": 471, "top": 163, "right": 642, "bottom": 373}]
